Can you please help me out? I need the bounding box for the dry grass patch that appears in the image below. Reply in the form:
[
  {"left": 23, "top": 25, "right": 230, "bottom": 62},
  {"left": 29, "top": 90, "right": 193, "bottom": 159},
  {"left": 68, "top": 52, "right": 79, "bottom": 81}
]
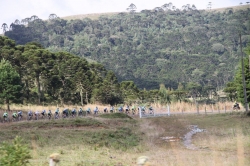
[{"left": 1, "top": 111, "right": 250, "bottom": 165}]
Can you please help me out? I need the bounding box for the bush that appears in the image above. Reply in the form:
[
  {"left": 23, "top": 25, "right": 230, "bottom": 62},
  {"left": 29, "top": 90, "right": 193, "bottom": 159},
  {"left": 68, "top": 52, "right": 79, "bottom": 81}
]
[{"left": 0, "top": 136, "right": 31, "bottom": 166}]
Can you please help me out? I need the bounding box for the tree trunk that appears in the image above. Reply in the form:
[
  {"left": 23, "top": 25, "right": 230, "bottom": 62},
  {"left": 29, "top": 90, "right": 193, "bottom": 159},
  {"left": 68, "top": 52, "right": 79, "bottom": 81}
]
[
  {"left": 36, "top": 75, "right": 41, "bottom": 104},
  {"left": 86, "top": 92, "right": 88, "bottom": 104},
  {"left": 80, "top": 89, "right": 83, "bottom": 106},
  {"left": 6, "top": 99, "right": 10, "bottom": 111}
]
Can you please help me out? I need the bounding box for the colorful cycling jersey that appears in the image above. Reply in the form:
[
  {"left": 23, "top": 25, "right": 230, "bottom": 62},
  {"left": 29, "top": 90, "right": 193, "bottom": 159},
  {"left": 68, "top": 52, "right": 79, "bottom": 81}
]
[
  {"left": 12, "top": 113, "right": 17, "bottom": 117},
  {"left": 28, "top": 111, "right": 32, "bottom": 116},
  {"left": 3, "top": 113, "right": 8, "bottom": 117},
  {"left": 18, "top": 111, "right": 22, "bottom": 115},
  {"left": 55, "top": 108, "right": 59, "bottom": 113}
]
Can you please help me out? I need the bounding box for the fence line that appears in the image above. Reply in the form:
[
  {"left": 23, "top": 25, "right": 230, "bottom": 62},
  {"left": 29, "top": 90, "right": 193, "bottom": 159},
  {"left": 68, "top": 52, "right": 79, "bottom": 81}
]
[{"left": 139, "top": 106, "right": 241, "bottom": 118}]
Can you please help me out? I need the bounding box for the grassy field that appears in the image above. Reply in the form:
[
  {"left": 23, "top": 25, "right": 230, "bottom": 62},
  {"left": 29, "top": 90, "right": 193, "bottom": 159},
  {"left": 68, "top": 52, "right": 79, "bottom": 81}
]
[{"left": 0, "top": 111, "right": 249, "bottom": 166}]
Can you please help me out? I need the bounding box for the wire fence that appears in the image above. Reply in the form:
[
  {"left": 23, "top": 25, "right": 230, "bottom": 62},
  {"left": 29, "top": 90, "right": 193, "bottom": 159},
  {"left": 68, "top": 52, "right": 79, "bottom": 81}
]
[{"left": 139, "top": 105, "right": 243, "bottom": 118}]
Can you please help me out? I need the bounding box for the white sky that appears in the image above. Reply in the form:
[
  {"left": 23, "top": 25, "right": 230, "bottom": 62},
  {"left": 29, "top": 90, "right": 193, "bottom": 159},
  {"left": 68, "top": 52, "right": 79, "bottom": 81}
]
[{"left": 0, "top": 0, "right": 248, "bottom": 32}]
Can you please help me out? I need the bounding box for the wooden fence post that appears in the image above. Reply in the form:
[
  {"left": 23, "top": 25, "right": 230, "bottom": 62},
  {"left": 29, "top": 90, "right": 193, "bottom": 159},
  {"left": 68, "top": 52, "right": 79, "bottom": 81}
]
[
  {"left": 139, "top": 107, "right": 142, "bottom": 118},
  {"left": 167, "top": 105, "right": 170, "bottom": 116}
]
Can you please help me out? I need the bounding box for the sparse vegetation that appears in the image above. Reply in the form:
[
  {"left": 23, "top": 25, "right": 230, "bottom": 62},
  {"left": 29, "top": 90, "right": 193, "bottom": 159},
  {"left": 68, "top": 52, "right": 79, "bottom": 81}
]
[{"left": 0, "top": 113, "right": 249, "bottom": 165}]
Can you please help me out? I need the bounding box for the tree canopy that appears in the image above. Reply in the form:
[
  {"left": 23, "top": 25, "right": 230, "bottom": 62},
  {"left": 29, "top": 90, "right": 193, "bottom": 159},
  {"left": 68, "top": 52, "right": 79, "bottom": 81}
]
[
  {"left": 3, "top": 4, "right": 249, "bottom": 90},
  {"left": 0, "top": 59, "right": 22, "bottom": 110}
]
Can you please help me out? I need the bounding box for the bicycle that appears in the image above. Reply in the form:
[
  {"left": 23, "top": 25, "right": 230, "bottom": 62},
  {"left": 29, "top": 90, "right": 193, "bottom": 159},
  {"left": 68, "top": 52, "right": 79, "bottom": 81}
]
[
  {"left": 47, "top": 112, "right": 52, "bottom": 120},
  {"left": 34, "top": 113, "right": 40, "bottom": 120},
  {"left": 54, "top": 112, "right": 60, "bottom": 119},
  {"left": 71, "top": 109, "right": 77, "bottom": 118},
  {"left": 78, "top": 110, "right": 84, "bottom": 117},
  {"left": 3, "top": 116, "right": 9, "bottom": 123},
  {"left": 149, "top": 108, "right": 154, "bottom": 115},
  {"left": 41, "top": 113, "right": 47, "bottom": 119},
  {"left": 12, "top": 115, "right": 18, "bottom": 122},
  {"left": 18, "top": 112, "right": 23, "bottom": 121},
  {"left": 233, "top": 105, "right": 240, "bottom": 111},
  {"left": 27, "top": 113, "right": 33, "bottom": 121}
]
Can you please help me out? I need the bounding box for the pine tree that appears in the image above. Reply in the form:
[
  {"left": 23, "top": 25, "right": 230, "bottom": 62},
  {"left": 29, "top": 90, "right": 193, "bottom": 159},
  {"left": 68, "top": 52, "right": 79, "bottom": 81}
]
[{"left": 0, "top": 59, "right": 22, "bottom": 110}]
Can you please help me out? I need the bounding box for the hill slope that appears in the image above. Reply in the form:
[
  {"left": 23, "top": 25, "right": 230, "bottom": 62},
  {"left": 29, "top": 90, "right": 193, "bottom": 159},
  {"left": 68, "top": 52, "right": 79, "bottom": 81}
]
[{"left": 4, "top": 4, "right": 250, "bottom": 89}]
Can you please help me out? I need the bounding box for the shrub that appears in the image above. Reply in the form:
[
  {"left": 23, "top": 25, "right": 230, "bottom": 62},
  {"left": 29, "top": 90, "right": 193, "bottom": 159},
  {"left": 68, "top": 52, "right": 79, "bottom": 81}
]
[{"left": 0, "top": 136, "right": 31, "bottom": 166}]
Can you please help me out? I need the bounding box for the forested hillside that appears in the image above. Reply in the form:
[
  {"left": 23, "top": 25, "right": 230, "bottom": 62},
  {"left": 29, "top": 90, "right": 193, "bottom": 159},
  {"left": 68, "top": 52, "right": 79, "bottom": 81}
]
[
  {"left": 2, "top": 3, "right": 250, "bottom": 90},
  {"left": 0, "top": 36, "right": 141, "bottom": 106}
]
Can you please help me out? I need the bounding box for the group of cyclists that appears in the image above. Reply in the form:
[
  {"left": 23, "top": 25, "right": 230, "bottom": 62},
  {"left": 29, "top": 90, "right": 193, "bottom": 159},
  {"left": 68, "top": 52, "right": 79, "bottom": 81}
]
[
  {"left": 2, "top": 111, "right": 23, "bottom": 122},
  {"left": 101, "top": 105, "right": 154, "bottom": 115},
  {"left": 1, "top": 105, "right": 154, "bottom": 122}
]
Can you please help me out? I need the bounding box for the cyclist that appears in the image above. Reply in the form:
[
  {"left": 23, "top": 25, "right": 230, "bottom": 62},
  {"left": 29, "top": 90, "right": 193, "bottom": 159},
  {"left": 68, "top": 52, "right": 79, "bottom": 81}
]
[
  {"left": 131, "top": 106, "right": 136, "bottom": 115},
  {"left": 34, "top": 111, "right": 40, "bottom": 120},
  {"left": 149, "top": 106, "right": 154, "bottom": 114},
  {"left": 17, "top": 111, "right": 23, "bottom": 120},
  {"left": 104, "top": 107, "right": 108, "bottom": 113},
  {"left": 141, "top": 106, "right": 146, "bottom": 114},
  {"left": 41, "top": 110, "right": 46, "bottom": 118},
  {"left": 71, "top": 108, "right": 76, "bottom": 117},
  {"left": 78, "top": 108, "right": 83, "bottom": 116},
  {"left": 125, "top": 105, "right": 130, "bottom": 114},
  {"left": 233, "top": 102, "right": 240, "bottom": 110},
  {"left": 62, "top": 108, "right": 69, "bottom": 118},
  {"left": 48, "top": 110, "right": 52, "bottom": 119},
  {"left": 12, "top": 112, "right": 18, "bottom": 121},
  {"left": 110, "top": 106, "right": 114, "bottom": 113},
  {"left": 86, "top": 108, "right": 91, "bottom": 114},
  {"left": 118, "top": 106, "right": 123, "bottom": 112},
  {"left": 3, "top": 112, "right": 8, "bottom": 119},
  {"left": 27, "top": 111, "right": 33, "bottom": 120},
  {"left": 55, "top": 108, "right": 60, "bottom": 119},
  {"left": 94, "top": 106, "right": 98, "bottom": 115}
]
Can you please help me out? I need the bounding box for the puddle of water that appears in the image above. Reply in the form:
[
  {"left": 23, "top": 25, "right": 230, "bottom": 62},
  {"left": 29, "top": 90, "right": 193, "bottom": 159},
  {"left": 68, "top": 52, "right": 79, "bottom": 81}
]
[
  {"left": 160, "top": 125, "right": 206, "bottom": 150},
  {"left": 160, "top": 136, "right": 182, "bottom": 142},
  {"left": 183, "top": 125, "right": 206, "bottom": 150}
]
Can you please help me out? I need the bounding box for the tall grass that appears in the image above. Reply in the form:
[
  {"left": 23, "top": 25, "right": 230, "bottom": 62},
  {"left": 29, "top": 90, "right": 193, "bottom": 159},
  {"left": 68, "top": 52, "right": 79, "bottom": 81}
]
[{"left": 0, "top": 101, "right": 238, "bottom": 117}]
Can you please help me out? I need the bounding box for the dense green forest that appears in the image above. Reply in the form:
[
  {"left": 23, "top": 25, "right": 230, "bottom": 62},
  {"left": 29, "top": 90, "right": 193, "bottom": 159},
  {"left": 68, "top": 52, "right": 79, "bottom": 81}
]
[
  {"left": 0, "top": 36, "right": 131, "bottom": 107},
  {"left": 1, "top": 3, "right": 250, "bottom": 91},
  {"left": 0, "top": 35, "right": 232, "bottom": 108}
]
